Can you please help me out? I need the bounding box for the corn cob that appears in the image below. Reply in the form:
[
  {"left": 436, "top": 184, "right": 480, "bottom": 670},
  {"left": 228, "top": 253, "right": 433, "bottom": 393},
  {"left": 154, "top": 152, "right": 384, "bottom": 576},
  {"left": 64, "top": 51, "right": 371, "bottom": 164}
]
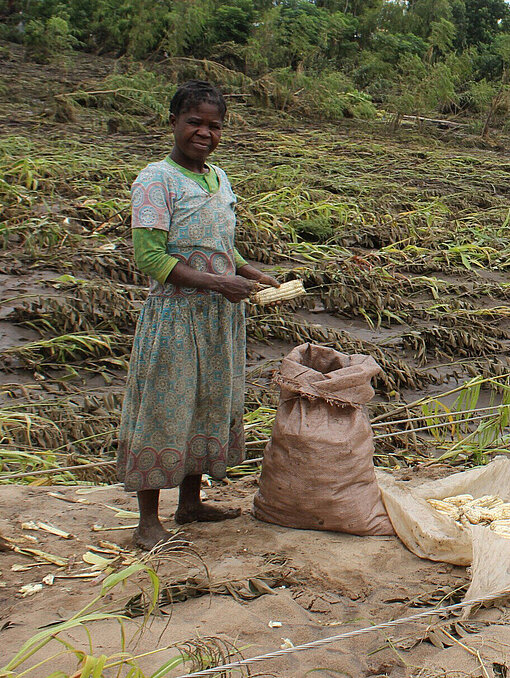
[
  {"left": 459, "top": 515, "right": 471, "bottom": 528},
  {"left": 251, "top": 279, "right": 305, "bottom": 305},
  {"left": 490, "top": 503, "right": 510, "bottom": 520},
  {"left": 443, "top": 494, "right": 473, "bottom": 507},
  {"left": 464, "top": 506, "right": 496, "bottom": 524},
  {"left": 427, "top": 499, "right": 461, "bottom": 519},
  {"left": 490, "top": 520, "right": 510, "bottom": 538},
  {"left": 466, "top": 495, "right": 503, "bottom": 510},
  {"left": 428, "top": 493, "right": 510, "bottom": 531}
]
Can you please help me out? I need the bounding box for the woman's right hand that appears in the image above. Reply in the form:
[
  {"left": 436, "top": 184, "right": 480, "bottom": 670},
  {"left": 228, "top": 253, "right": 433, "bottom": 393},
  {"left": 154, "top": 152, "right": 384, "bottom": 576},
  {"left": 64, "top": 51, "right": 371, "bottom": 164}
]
[{"left": 214, "top": 275, "right": 256, "bottom": 303}]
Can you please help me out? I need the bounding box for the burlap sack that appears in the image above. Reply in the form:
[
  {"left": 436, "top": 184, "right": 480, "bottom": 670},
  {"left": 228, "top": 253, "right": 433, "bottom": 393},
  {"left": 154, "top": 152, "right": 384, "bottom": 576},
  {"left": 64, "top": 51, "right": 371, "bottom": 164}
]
[{"left": 253, "top": 343, "right": 394, "bottom": 535}]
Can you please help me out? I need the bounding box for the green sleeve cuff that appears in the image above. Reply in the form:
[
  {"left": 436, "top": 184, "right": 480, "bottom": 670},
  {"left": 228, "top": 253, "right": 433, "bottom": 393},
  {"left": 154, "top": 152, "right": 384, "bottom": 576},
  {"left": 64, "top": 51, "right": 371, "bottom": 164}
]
[
  {"left": 234, "top": 248, "right": 248, "bottom": 270},
  {"left": 132, "top": 228, "right": 179, "bottom": 285}
]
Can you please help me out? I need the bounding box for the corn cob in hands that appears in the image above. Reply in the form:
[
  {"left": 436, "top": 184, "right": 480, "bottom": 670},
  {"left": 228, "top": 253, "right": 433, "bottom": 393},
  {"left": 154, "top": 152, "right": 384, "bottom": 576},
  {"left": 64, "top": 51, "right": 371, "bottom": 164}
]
[{"left": 251, "top": 279, "right": 305, "bottom": 305}]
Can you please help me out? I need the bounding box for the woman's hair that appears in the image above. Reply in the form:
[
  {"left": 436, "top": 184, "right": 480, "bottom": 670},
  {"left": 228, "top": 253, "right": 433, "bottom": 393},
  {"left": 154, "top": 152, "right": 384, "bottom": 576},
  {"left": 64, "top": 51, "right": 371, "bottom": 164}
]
[{"left": 170, "top": 80, "right": 227, "bottom": 118}]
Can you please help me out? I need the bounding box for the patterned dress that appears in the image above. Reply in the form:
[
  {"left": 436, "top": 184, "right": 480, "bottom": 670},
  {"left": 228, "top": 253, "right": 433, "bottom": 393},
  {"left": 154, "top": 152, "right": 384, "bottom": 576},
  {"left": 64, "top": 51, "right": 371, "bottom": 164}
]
[{"left": 117, "top": 160, "right": 246, "bottom": 492}]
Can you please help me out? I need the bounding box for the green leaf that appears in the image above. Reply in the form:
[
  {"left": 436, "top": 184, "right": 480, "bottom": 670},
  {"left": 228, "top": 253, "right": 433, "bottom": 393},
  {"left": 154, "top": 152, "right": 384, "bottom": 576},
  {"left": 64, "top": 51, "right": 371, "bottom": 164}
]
[
  {"left": 101, "top": 563, "right": 146, "bottom": 594},
  {"left": 92, "top": 654, "right": 108, "bottom": 678},
  {"left": 2, "top": 613, "right": 127, "bottom": 671},
  {"left": 54, "top": 274, "right": 79, "bottom": 283},
  {"left": 150, "top": 654, "right": 188, "bottom": 678},
  {"left": 125, "top": 668, "right": 146, "bottom": 678},
  {"left": 100, "top": 562, "right": 159, "bottom": 612},
  {"left": 80, "top": 655, "right": 97, "bottom": 678}
]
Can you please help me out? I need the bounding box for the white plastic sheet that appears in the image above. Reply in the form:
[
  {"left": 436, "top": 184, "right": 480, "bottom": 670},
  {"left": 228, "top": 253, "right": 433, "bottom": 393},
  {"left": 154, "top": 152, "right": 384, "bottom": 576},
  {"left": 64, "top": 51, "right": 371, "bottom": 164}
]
[{"left": 377, "top": 457, "right": 510, "bottom": 611}]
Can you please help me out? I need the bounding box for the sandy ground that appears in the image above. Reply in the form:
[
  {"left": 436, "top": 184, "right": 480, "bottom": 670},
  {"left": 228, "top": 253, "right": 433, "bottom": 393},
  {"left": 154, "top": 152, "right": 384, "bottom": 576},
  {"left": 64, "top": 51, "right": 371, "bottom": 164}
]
[{"left": 2, "top": 479, "right": 510, "bottom": 677}]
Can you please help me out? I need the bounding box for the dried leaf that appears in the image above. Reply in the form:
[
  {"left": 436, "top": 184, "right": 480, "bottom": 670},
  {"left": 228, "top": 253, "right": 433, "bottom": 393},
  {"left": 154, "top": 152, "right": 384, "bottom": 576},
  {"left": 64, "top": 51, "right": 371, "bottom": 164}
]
[
  {"left": 36, "top": 522, "right": 74, "bottom": 539},
  {"left": 13, "top": 546, "right": 68, "bottom": 567},
  {"left": 11, "top": 562, "right": 45, "bottom": 572},
  {"left": 249, "top": 577, "right": 277, "bottom": 595},
  {"left": 55, "top": 572, "right": 98, "bottom": 580},
  {"left": 92, "top": 523, "right": 138, "bottom": 531},
  {"left": 85, "top": 544, "right": 121, "bottom": 556},
  {"left": 103, "top": 505, "right": 140, "bottom": 518},
  {"left": 454, "top": 622, "right": 470, "bottom": 638},
  {"left": 98, "top": 540, "right": 123, "bottom": 551},
  {"left": 48, "top": 492, "right": 88, "bottom": 505},
  {"left": 82, "top": 551, "right": 114, "bottom": 570},
  {"left": 427, "top": 627, "right": 455, "bottom": 648},
  {"left": 18, "top": 583, "right": 43, "bottom": 597}
]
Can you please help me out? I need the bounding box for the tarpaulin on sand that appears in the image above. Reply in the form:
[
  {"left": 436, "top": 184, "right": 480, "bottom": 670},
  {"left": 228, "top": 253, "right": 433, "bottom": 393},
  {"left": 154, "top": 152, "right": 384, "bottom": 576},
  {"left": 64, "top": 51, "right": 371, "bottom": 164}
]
[{"left": 378, "top": 457, "right": 510, "bottom": 614}]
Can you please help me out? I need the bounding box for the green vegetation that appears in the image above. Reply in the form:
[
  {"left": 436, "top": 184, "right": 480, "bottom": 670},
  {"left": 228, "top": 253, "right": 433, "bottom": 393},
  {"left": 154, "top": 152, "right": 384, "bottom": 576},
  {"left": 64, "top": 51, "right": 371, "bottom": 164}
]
[
  {"left": 2, "top": 94, "right": 510, "bottom": 483},
  {"left": 0, "top": 554, "right": 254, "bottom": 677},
  {"left": 2, "top": 0, "right": 510, "bottom": 129}
]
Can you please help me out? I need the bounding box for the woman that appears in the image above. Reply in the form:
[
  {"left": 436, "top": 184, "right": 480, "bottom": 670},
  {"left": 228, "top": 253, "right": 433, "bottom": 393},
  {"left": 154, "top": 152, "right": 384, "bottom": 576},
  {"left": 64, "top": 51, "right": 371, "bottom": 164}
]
[{"left": 117, "top": 80, "right": 279, "bottom": 550}]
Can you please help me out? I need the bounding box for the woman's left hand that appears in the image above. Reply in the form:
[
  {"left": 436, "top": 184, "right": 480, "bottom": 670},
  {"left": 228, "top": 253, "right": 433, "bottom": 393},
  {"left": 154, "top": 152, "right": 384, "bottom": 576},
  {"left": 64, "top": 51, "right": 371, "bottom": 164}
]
[
  {"left": 256, "top": 273, "right": 280, "bottom": 288},
  {"left": 236, "top": 264, "right": 280, "bottom": 289}
]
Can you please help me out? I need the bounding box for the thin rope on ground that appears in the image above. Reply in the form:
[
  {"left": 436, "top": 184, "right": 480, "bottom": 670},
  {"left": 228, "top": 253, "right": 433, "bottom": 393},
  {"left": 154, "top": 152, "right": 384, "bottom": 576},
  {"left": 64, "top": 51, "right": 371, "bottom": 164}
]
[
  {"left": 174, "top": 587, "right": 510, "bottom": 678},
  {"left": 371, "top": 403, "right": 510, "bottom": 428}
]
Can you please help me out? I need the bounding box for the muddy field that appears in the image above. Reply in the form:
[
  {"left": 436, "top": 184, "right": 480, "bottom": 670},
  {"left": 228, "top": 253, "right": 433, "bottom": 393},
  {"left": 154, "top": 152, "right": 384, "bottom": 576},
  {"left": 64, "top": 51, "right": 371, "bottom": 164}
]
[{"left": 2, "top": 43, "right": 510, "bottom": 676}]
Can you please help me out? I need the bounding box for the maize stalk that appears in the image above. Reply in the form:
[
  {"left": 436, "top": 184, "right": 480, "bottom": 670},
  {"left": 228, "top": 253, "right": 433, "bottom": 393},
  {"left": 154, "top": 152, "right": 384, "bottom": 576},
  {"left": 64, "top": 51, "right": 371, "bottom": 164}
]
[{"left": 251, "top": 279, "right": 305, "bottom": 305}]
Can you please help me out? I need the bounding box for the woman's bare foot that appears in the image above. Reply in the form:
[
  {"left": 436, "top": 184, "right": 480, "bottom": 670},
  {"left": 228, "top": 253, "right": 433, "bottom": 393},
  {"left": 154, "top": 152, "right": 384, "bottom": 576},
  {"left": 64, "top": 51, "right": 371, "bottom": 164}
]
[
  {"left": 174, "top": 503, "right": 241, "bottom": 524},
  {"left": 133, "top": 523, "right": 174, "bottom": 551}
]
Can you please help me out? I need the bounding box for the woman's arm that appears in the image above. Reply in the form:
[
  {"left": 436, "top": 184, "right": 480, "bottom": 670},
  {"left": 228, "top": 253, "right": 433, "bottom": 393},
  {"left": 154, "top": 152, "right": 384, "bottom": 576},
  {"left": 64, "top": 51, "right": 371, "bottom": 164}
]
[
  {"left": 133, "top": 228, "right": 256, "bottom": 302},
  {"left": 234, "top": 248, "right": 248, "bottom": 270},
  {"left": 133, "top": 228, "right": 178, "bottom": 284},
  {"left": 168, "top": 263, "right": 256, "bottom": 303}
]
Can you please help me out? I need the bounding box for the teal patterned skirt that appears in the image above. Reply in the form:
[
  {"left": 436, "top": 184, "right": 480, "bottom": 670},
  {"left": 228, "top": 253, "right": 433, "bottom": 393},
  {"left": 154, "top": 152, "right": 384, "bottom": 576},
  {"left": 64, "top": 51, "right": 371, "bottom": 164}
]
[{"left": 117, "top": 293, "right": 246, "bottom": 492}]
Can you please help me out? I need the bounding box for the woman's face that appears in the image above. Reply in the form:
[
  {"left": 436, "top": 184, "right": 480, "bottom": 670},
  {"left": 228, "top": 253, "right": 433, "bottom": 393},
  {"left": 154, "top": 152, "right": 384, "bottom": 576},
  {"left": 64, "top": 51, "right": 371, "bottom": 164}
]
[{"left": 170, "top": 101, "right": 223, "bottom": 171}]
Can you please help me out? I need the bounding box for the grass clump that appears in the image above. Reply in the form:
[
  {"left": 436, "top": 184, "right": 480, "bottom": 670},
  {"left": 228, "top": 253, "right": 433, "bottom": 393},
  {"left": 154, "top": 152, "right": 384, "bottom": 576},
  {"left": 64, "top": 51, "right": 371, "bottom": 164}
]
[
  {"left": 0, "top": 546, "right": 255, "bottom": 678},
  {"left": 65, "top": 67, "right": 177, "bottom": 126},
  {"left": 253, "top": 69, "right": 377, "bottom": 121},
  {"left": 23, "top": 16, "right": 79, "bottom": 64}
]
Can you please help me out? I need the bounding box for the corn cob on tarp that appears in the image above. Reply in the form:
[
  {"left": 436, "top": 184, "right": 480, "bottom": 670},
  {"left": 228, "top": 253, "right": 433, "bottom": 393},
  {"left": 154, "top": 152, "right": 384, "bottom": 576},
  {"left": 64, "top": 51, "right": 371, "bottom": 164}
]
[
  {"left": 377, "top": 457, "right": 510, "bottom": 565},
  {"left": 376, "top": 457, "right": 510, "bottom": 614},
  {"left": 426, "top": 494, "right": 510, "bottom": 530}
]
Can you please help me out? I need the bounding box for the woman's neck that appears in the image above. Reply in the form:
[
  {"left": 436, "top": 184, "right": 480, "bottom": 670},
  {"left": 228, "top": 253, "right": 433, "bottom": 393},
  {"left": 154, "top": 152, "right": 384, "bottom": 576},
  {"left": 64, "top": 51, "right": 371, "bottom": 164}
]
[{"left": 169, "top": 148, "right": 207, "bottom": 174}]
